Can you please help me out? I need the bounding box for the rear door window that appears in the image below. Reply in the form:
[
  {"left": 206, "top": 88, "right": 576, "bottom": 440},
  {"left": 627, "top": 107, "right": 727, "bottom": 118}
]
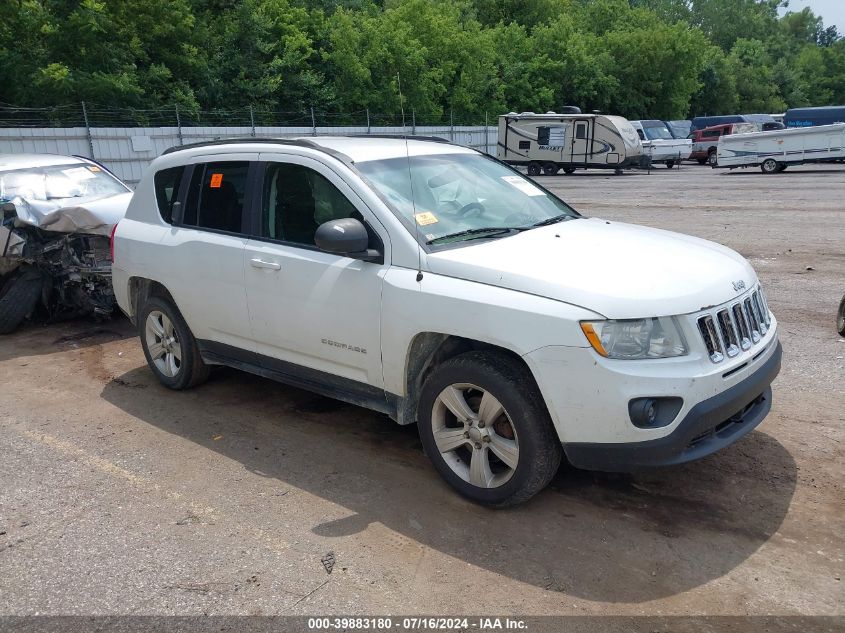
[{"left": 182, "top": 162, "right": 249, "bottom": 233}]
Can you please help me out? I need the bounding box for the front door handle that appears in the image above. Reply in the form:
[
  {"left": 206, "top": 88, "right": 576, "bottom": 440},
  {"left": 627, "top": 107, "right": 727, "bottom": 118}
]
[{"left": 250, "top": 258, "right": 281, "bottom": 271}]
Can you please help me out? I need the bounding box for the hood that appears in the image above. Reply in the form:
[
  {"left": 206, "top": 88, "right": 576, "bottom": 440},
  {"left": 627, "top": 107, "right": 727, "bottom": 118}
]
[
  {"left": 4, "top": 191, "right": 132, "bottom": 236},
  {"left": 427, "top": 218, "right": 756, "bottom": 319}
]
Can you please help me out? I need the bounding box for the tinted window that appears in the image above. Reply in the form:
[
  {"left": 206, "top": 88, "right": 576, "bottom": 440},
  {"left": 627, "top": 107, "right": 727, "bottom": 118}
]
[
  {"left": 182, "top": 162, "right": 248, "bottom": 233},
  {"left": 261, "top": 163, "right": 358, "bottom": 245},
  {"left": 635, "top": 129, "right": 645, "bottom": 141},
  {"left": 153, "top": 166, "right": 185, "bottom": 224},
  {"left": 703, "top": 130, "right": 721, "bottom": 139},
  {"left": 575, "top": 123, "right": 587, "bottom": 140}
]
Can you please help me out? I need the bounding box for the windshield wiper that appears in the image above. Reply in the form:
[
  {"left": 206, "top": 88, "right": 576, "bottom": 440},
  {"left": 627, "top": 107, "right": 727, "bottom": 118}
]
[
  {"left": 426, "top": 227, "right": 525, "bottom": 245},
  {"left": 531, "top": 214, "right": 575, "bottom": 228}
]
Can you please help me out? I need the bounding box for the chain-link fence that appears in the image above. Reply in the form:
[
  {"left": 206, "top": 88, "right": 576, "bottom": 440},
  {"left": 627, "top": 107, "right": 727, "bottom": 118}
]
[
  {"left": 0, "top": 103, "right": 499, "bottom": 184},
  {"left": 0, "top": 102, "right": 494, "bottom": 128}
]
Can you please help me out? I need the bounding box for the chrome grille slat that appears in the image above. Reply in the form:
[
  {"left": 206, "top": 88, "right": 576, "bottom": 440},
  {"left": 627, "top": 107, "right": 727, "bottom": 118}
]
[
  {"left": 716, "top": 309, "right": 740, "bottom": 357},
  {"left": 697, "top": 315, "right": 724, "bottom": 363},
  {"left": 744, "top": 298, "right": 761, "bottom": 343},
  {"left": 699, "top": 286, "right": 772, "bottom": 363}
]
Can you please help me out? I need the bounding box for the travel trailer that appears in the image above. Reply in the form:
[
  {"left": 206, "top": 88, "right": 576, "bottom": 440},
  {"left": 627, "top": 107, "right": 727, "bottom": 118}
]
[
  {"left": 497, "top": 112, "right": 644, "bottom": 175},
  {"left": 715, "top": 123, "right": 845, "bottom": 173},
  {"left": 631, "top": 120, "right": 692, "bottom": 168}
]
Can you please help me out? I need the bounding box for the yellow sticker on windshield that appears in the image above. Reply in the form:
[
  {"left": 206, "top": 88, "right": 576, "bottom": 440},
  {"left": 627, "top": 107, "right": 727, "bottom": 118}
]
[{"left": 414, "top": 212, "right": 438, "bottom": 226}]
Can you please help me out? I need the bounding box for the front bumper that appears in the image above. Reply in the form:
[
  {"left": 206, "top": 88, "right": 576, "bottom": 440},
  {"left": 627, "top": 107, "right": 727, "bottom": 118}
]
[{"left": 562, "top": 341, "right": 781, "bottom": 471}]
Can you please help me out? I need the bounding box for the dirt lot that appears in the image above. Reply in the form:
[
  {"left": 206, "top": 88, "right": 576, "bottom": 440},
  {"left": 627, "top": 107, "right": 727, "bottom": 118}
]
[{"left": 0, "top": 163, "right": 842, "bottom": 618}]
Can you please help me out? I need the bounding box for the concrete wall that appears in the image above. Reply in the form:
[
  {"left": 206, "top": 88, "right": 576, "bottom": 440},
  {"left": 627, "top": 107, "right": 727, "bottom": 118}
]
[{"left": 0, "top": 125, "right": 498, "bottom": 185}]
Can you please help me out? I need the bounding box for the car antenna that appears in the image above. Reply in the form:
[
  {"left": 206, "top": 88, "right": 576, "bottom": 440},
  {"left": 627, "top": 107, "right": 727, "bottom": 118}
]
[{"left": 398, "top": 73, "right": 424, "bottom": 282}]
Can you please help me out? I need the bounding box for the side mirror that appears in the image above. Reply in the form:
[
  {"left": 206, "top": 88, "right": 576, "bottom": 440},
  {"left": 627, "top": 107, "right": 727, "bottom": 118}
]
[{"left": 315, "top": 218, "right": 381, "bottom": 262}]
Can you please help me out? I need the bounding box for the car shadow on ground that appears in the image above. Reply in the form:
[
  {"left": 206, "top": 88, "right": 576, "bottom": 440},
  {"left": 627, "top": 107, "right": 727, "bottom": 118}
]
[
  {"left": 101, "top": 365, "right": 796, "bottom": 604},
  {"left": 0, "top": 317, "right": 134, "bottom": 362}
]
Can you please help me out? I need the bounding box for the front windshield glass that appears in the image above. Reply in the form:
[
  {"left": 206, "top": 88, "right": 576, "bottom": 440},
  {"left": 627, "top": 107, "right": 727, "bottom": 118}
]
[
  {"left": 0, "top": 163, "right": 128, "bottom": 203},
  {"left": 643, "top": 125, "right": 674, "bottom": 141},
  {"left": 356, "top": 153, "right": 578, "bottom": 245}
]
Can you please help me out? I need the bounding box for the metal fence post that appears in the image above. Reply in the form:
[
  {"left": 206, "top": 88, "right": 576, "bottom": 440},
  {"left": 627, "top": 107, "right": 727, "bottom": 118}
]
[
  {"left": 366, "top": 108, "right": 370, "bottom": 134},
  {"left": 484, "top": 111, "right": 489, "bottom": 154},
  {"left": 412, "top": 108, "right": 416, "bottom": 135},
  {"left": 249, "top": 105, "right": 256, "bottom": 137},
  {"left": 310, "top": 106, "right": 317, "bottom": 136},
  {"left": 450, "top": 109, "right": 454, "bottom": 141},
  {"left": 175, "top": 104, "right": 184, "bottom": 145},
  {"left": 81, "top": 101, "right": 95, "bottom": 159}
]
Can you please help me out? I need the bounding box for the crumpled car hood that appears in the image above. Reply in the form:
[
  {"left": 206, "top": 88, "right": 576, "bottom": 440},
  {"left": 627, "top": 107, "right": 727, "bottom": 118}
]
[{"left": 5, "top": 192, "right": 132, "bottom": 236}]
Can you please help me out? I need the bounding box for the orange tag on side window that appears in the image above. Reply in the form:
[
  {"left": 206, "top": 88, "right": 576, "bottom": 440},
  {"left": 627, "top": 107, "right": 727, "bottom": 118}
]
[{"left": 209, "top": 173, "right": 223, "bottom": 188}]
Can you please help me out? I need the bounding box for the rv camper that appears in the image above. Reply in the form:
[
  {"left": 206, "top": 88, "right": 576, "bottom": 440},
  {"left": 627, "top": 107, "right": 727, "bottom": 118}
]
[
  {"left": 497, "top": 111, "right": 644, "bottom": 175},
  {"left": 715, "top": 123, "right": 845, "bottom": 173}
]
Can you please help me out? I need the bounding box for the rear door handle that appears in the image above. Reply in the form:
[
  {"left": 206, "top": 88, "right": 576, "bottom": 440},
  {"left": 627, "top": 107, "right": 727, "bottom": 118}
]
[{"left": 250, "top": 258, "right": 281, "bottom": 271}]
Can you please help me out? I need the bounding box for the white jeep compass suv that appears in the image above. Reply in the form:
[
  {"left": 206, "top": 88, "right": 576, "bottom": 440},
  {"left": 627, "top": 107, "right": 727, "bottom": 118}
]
[{"left": 112, "top": 136, "right": 781, "bottom": 506}]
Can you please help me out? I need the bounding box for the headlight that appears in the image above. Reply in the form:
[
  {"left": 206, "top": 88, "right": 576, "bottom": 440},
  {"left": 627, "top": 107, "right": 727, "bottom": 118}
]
[{"left": 580, "top": 317, "right": 688, "bottom": 359}]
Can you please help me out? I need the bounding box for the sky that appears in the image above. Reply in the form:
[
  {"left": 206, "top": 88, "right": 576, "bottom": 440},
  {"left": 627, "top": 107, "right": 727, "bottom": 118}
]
[{"left": 779, "top": 0, "right": 845, "bottom": 34}]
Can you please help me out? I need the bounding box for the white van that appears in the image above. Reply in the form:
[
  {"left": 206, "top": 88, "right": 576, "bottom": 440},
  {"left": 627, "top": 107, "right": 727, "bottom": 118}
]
[{"left": 112, "top": 137, "right": 781, "bottom": 506}]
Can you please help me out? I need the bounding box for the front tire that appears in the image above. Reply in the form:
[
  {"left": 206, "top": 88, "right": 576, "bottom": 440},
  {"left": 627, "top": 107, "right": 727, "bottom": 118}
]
[
  {"left": 0, "top": 267, "right": 43, "bottom": 335},
  {"left": 417, "top": 351, "right": 562, "bottom": 507},
  {"left": 139, "top": 296, "right": 209, "bottom": 390},
  {"left": 527, "top": 162, "right": 542, "bottom": 177}
]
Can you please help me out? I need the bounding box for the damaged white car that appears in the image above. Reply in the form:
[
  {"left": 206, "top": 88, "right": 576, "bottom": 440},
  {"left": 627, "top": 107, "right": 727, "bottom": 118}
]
[{"left": 0, "top": 154, "right": 132, "bottom": 333}]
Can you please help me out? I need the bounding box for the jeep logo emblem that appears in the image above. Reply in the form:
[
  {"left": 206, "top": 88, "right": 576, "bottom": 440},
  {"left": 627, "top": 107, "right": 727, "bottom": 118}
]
[{"left": 732, "top": 280, "right": 746, "bottom": 292}]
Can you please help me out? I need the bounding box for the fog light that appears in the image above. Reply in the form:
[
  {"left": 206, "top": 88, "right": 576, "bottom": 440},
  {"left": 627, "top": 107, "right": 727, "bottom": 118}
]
[{"left": 629, "top": 397, "right": 683, "bottom": 428}]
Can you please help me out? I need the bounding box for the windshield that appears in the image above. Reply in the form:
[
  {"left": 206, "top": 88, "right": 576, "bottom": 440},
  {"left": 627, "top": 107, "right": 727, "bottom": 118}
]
[
  {"left": 643, "top": 125, "right": 674, "bottom": 141},
  {"left": 356, "top": 153, "right": 578, "bottom": 245},
  {"left": 0, "top": 163, "right": 128, "bottom": 203}
]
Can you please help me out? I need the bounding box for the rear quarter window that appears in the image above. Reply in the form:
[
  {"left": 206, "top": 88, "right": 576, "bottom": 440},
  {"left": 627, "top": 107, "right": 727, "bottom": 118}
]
[{"left": 153, "top": 166, "right": 185, "bottom": 224}]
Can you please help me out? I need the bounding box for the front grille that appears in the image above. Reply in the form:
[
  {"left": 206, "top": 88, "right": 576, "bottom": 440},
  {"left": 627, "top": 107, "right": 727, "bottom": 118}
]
[{"left": 697, "top": 287, "right": 771, "bottom": 363}]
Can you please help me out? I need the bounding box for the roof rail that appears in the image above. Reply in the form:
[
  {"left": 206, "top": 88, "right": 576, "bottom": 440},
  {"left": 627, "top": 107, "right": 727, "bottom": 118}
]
[
  {"left": 347, "top": 134, "right": 452, "bottom": 143},
  {"left": 161, "top": 137, "right": 324, "bottom": 155}
]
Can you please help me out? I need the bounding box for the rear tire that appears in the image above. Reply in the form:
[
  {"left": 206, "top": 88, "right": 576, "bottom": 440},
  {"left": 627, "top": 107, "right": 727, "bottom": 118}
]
[
  {"left": 707, "top": 150, "right": 717, "bottom": 166},
  {"left": 761, "top": 158, "right": 779, "bottom": 174},
  {"left": 563, "top": 167, "right": 576, "bottom": 174},
  {"left": 527, "top": 162, "right": 542, "bottom": 177},
  {"left": 542, "top": 162, "right": 559, "bottom": 176},
  {"left": 0, "top": 267, "right": 42, "bottom": 335},
  {"left": 138, "top": 295, "right": 209, "bottom": 390},
  {"left": 417, "top": 351, "right": 562, "bottom": 507},
  {"left": 666, "top": 160, "right": 675, "bottom": 169},
  {"left": 697, "top": 158, "right": 707, "bottom": 165},
  {"left": 837, "top": 294, "right": 845, "bottom": 337}
]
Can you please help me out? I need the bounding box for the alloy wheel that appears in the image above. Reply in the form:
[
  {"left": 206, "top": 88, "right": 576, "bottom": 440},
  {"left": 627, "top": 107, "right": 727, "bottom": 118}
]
[
  {"left": 145, "top": 310, "right": 182, "bottom": 378},
  {"left": 431, "top": 383, "right": 519, "bottom": 488}
]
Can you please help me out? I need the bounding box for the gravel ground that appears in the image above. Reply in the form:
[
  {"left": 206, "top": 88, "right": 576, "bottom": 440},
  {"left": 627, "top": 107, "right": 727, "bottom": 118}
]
[{"left": 0, "top": 162, "right": 842, "bottom": 618}]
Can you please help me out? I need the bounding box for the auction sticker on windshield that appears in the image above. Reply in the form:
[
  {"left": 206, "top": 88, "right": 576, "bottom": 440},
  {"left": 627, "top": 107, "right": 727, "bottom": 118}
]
[
  {"left": 414, "top": 212, "right": 438, "bottom": 226},
  {"left": 501, "top": 175, "right": 544, "bottom": 196}
]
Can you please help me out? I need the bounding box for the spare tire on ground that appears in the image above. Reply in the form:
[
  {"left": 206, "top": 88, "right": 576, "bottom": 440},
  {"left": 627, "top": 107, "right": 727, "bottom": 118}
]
[{"left": 0, "top": 267, "right": 43, "bottom": 334}]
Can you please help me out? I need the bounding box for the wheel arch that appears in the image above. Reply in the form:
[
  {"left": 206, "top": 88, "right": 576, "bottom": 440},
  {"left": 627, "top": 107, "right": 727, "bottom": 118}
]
[
  {"left": 127, "top": 277, "right": 178, "bottom": 325},
  {"left": 396, "top": 332, "right": 539, "bottom": 426}
]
